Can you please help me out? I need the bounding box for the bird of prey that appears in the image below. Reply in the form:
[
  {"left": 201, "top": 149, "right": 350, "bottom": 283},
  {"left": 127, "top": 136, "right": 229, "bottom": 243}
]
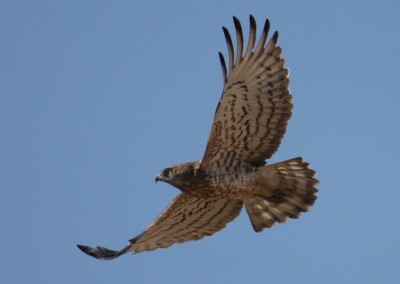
[{"left": 77, "top": 15, "right": 318, "bottom": 260}]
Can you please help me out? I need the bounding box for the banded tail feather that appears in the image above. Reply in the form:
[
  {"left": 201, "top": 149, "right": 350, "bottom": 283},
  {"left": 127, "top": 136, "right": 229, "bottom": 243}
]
[{"left": 244, "top": 157, "right": 318, "bottom": 232}]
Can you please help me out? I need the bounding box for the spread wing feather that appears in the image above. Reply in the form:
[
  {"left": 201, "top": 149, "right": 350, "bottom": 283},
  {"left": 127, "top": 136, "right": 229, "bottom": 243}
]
[
  {"left": 202, "top": 16, "right": 292, "bottom": 168},
  {"left": 77, "top": 194, "right": 242, "bottom": 259}
]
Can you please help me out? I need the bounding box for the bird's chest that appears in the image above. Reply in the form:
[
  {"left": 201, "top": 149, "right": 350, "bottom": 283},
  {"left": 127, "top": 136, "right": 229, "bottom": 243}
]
[{"left": 184, "top": 166, "right": 257, "bottom": 199}]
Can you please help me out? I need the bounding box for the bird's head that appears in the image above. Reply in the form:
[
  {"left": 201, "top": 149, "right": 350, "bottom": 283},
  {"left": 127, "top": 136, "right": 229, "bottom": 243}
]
[{"left": 155, "top": 161, "right": 202, "bottom": 191}]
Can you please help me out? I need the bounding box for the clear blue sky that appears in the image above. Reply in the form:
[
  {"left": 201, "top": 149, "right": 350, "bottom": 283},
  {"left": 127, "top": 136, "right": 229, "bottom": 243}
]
[{"left": 1, "top": 1, "right": 399, "bottom": 283}]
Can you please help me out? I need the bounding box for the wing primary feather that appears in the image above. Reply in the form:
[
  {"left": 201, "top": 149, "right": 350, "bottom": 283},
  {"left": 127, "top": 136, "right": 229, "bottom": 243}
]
[
  {"left": 243, "top": 15, "right": 257, "bottom": 59},
  {"left": 76, "top": 244, "right": 130, "bottom": 260},
  {"left": 218, "top": 52, "right": 227, "bottom": 82},
  {"left": 271, "top": 31, "right": 279, "bottom": 44},
  {"left": 233, "top": 16, "right": 243, "bottom": 65},
  {"left": 254, "top": 18, "right": 270, "bottom": 56},
  {"left": 202, "top": 16, "right": 292, "bottom": 166},
  {"left": 222, "top": 26, "right": 234, "bottom": 72}
]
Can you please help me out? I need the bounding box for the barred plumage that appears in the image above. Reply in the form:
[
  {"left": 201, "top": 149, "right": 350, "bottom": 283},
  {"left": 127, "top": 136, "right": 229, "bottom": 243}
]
[{"left": 78, "top": 15, "right": 318, "bottom": 260}]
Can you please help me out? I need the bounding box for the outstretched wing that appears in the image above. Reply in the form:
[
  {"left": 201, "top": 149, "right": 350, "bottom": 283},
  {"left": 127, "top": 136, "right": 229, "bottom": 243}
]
[
  {"left": 202, "top": 16, "right": 292, "bottom": 169},
  {"left": 77, "top": 194, "right": 242, "bottom": 259}
]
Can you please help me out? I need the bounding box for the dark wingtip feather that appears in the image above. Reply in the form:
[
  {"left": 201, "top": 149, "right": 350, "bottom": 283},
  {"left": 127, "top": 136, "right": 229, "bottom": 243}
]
[
  {"left": 222, "top": 26, "right": 230, "bottom": 39},
  {"left": 263, "top": 18, "right": 271, "bottom": 35},
  {"left": 249, "top": 15, "right": 256, "bottom": 30},
  {"left": 218, "top": 52, "right": 227, "bottom": 82},
  {"left": 272, "top": 31, "right": 279, "bottom": 43},
  {"left": 233, "top": 16, "right": 244, "bottom": 64},
  {"left": 222, "top": 25, "right": 234, "bottom": 72},
  {"left": 222, "top": 26, "right": 232, "bottom": 49},
  {"left": 233, "top": 16, "right": 242, "bottom": 32},
  {"left": 77, "top": 244, "right": 121, "bottom": 260}
]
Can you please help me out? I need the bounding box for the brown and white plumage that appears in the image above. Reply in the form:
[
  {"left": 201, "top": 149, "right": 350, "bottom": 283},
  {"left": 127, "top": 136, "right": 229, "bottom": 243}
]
[
  {"left": 202, "top": 16, "right": 291, "bottom": 168},
  {"left": 78, "top": 15, "right": 318, "bottom": 260},
  {"left": 78, "top": 194, "right": 242, "bottom": 258},
  {"left": 243, "top": 157, "right": 318, "bottom": 232}
]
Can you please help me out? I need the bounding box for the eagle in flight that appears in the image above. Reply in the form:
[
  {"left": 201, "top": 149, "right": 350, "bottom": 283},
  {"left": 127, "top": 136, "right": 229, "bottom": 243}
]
[{"left": 78, "top": 15, "right": 318, "bottom": 259}]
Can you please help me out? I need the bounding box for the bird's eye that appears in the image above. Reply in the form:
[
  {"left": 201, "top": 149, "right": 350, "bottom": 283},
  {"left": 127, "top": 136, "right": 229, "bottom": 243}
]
[{"left": 163, "top": 168, "right": 173, "bottom": 177}]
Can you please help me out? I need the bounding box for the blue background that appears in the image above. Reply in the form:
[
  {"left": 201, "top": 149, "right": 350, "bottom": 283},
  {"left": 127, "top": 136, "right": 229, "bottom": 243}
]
[{"left": 2, "top": 1, "right": 399, "bottom": 283}]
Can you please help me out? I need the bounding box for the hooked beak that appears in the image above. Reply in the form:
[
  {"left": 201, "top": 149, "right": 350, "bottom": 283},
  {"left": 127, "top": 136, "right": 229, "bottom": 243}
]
[{"left": 155, "top": 174, "right": 162, "bottom": 183}]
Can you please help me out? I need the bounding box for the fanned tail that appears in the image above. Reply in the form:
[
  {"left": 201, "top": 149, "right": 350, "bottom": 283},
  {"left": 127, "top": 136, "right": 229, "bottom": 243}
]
[{"left": 244, "top": 157, "right": 318, "bottom": 232}]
